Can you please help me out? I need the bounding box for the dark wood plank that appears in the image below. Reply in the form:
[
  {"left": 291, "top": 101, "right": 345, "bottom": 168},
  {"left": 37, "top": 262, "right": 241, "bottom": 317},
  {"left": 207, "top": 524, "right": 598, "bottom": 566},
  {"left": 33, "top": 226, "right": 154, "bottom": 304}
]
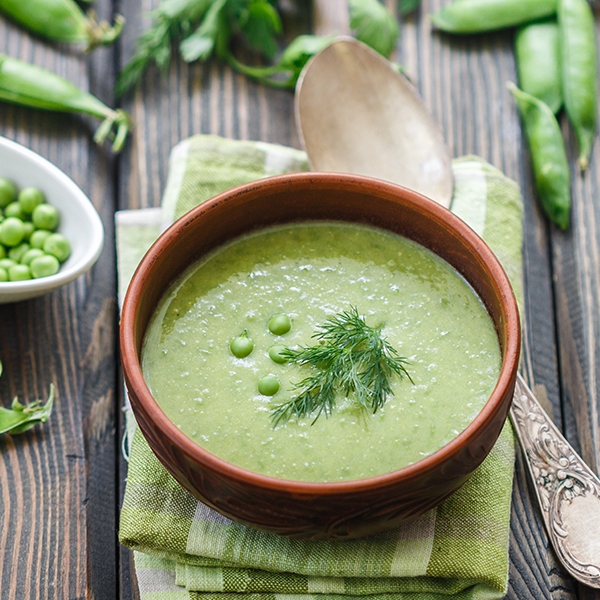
[
  {"left": 372, "top": 1, "right": 574, "bottom": 597},
  {"left": 549, "top": 15, "right": 600, "bottom": 600},
  {"left": 115, "top": 1, "right": 600, "bottom": 599},
  {"left": 0, "top": 1, "right": 120, "bottom": 597}
]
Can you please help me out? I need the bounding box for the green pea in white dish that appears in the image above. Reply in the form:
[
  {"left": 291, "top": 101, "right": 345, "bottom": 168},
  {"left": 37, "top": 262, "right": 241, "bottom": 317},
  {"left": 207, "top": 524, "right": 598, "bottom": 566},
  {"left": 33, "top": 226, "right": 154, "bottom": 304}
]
[
  {"left": 142, "top": 221, "right": 501, "bottom": 483},
  {"left": 0, "top": 136, "right": 104, "bottom": 303}
]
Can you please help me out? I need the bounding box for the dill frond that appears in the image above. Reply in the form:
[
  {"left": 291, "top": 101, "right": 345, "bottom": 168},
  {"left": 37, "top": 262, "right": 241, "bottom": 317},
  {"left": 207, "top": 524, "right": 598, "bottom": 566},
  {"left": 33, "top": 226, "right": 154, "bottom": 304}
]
[{"left": 271, "top": 307, "right": 412, "bottom": 427}]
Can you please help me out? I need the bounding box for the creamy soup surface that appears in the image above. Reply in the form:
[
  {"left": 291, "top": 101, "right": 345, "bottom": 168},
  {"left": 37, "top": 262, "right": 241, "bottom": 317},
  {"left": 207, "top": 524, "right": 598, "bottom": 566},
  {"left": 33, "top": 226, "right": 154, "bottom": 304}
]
[{"left": 142, "top": 221, "right": 501, "bottom": 482}]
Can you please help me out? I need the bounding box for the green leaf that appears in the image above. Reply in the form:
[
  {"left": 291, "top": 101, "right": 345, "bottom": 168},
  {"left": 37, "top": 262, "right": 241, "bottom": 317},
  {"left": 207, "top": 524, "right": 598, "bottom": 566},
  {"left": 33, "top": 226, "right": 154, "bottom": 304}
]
[
  {"left": 158, "top": 0, "right": 211, "bottom": 20},
  {"left": 223, "top": 34, "right": 333, "bottom": 89},
  {"left": 179, "top": 0, "right": 229, "bottom": 62},
  {"left": 348, "top": 0, "right": 399, "bottom": 57},
  {"left": 237, "top": 1, "right": 282, "bottom": 60},
  {"left": 398, "top": 0, "right": 422, "bottom": 15},
  {"left": 277, "top": 34, "right": 333, "bottom": 73},
  {"left": 0, "top": 384, "right": 55, "bottom": 436}
]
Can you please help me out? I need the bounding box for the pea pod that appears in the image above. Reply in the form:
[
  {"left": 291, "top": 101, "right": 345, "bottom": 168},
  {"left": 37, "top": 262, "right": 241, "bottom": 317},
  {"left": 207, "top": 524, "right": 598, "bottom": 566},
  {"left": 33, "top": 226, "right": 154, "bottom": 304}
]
[
  {"left": 558, "top": 0, "right": 598, "bottom": 170},
  {"left": 0, "top": 360, "right": 54, "bottom": 436},
  {"left": 0, "top": 0, "right": 123, "bottom": 50},
  {"left": 515, "top": 21, "right": 562, "bottom": 115},
  {"left": 508, "top": 83, "right": 570, "bottom": 229},
  {"left": 0, "top": 54, "right": 131, "bottom": 153},
  {"left": 430, "top": 0, "right": 557, "bottom": 33}
]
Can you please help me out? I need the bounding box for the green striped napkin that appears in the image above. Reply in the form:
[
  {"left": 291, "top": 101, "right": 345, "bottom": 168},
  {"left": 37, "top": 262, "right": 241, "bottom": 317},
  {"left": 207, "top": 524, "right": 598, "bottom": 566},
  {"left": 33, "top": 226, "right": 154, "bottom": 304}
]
[{"left": 117, "top": 134, "right": 523, "bottom": 600}]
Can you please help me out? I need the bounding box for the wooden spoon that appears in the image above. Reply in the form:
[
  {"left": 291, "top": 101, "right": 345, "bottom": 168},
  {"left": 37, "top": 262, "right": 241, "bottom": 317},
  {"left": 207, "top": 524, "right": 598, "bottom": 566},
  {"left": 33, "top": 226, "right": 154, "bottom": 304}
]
[
  {"left": 296, "top": 37, "right": 600, "bottom": 589},
  {"left": 295, "top": 37, "right": 453, "bottom": 208}
]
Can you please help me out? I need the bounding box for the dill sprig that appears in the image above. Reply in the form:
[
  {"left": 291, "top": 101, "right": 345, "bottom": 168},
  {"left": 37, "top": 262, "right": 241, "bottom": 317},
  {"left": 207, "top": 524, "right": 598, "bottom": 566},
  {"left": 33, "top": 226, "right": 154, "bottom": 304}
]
[{"left": 271, "top": 307, "right": 412, "bottom": 427}]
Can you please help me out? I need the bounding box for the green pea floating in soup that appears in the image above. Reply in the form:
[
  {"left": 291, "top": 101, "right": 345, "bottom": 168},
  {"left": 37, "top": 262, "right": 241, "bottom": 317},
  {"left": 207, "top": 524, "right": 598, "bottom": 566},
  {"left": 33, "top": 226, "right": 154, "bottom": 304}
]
[
  {"left": 269, "top": 345, "right": 289, "bottom": 364},
  {"left": 230, "top": 330, "right": 254, "bottom": 358},
  {"left": 258, "top": 376, "right": 280, "bottom": 396},
  {"left": 268, "top": 314, "right": 291, "bottom": 335}
]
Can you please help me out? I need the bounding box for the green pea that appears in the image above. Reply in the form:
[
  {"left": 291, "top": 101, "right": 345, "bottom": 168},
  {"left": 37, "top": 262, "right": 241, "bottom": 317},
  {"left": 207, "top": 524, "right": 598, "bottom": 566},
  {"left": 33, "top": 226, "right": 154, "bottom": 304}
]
[
  {"left": 18, "top": 187, "right": 45, "bottom": 214},
  {"left": 430, "top": 0, "right": 557, "bottom": 34},
  {"left": 30, "top": 254, "right": 60, "bottom": 278},
  {"left": 8, "top": 264, "right": 31, "bottom": 281},
  {"left": 258, "top": 376, "right": 280, "bottom": 396},
  {"left": 0, "top": 258, "right": 17, "bottom": 270},
  {"left": 4, "top": 202, "right": 26, "bottom": 221},
  {"left": 0, "top": 244, "right": 5, "bottom": 259},
  {"left": 8, "top": 243, "right": 30, "bottom": 263},
  {"left": 21, "top": 221, "right": 35, "bottom": 241},
  {"left": 268, "top": 314, "right": 291, "bottom": 335},
  {"left": 230, "top": 330, "right": 254, "bottom": 358},
  {"left": 0, "top": 217, "right": 26, "bottom": 247},
  {"left": 509, "top": 83, "right": 570, "bottom": 229},
  {"left": 43, "top": 233, "right": 71, "bottom": 262},
  {"left": 0, "top": 267, "right": 7, "bottom": 282},
  {"left": 269, "top": 345, "right": 289, "bottom": 364},
  {"left": 29, "top": 229, "right": 51, "bottom": 249},
  {"left": 0, "top": 178, "right": 17, "bottom": 208},
  {"left": 20, "top": 248, "right": 45, "bottom": 266},
  {"left": 32, "top": 203, "right": 59, "bottom": 230},
  {"left": 559, "top": 0, "right": 598, "bottom": 170},
  {"left": 515, "top": 21, "right": 562, "bottom": 115}
]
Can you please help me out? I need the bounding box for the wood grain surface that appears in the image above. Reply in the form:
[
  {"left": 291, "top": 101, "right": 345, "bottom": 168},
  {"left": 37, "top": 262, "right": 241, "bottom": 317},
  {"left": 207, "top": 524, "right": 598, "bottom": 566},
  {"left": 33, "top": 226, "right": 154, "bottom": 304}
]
[{"left": 0, "top": 0, "right": 599, "bottom": 598}]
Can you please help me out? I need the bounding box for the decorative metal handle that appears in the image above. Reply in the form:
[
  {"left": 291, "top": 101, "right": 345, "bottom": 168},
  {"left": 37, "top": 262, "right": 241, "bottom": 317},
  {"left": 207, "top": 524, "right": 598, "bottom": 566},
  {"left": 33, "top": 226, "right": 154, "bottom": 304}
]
[{"left": 510, "top": 373, "right": 600, "bottom": 588}]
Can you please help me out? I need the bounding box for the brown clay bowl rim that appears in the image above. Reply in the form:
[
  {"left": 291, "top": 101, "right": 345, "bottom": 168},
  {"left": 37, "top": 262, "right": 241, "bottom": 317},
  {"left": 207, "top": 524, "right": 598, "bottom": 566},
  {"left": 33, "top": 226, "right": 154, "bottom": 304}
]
[{"left": 121, "top": 172, "right": 521, "bottom": 495}]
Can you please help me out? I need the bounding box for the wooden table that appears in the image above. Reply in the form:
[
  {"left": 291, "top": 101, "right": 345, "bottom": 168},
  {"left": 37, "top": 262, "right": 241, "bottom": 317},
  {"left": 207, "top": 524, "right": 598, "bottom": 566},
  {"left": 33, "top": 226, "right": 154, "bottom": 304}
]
[{"left": 0, "top": 1, "right": 599, "bottom": 598}]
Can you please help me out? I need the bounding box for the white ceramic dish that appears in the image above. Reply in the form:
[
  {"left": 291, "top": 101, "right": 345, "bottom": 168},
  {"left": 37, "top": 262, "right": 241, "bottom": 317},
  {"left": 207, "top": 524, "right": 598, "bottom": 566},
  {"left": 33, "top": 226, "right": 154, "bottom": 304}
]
[{"left": 0, "top": 136, "right": 104, "bottom": 303}]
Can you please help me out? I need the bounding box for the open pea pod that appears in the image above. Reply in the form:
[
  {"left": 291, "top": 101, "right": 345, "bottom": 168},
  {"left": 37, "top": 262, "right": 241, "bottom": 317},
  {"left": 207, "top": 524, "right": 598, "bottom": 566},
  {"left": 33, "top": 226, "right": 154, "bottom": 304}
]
[
  {"left": 0, "top": 387, "right": 55, "bottom": 435},
  {"left": 0, "top": 0, "right": 123, "bottom": 50},
  {"left": 0, "top": 54, "right": 131, "bottom": 153},
  {"left": 0, "top": 360, "right": 55, "bottom": 436}
]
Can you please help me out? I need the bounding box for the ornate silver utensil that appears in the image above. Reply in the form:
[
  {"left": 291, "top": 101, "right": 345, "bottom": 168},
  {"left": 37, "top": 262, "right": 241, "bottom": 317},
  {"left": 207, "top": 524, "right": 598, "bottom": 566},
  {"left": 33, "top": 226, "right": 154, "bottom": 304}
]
[{"left": 511, "top": 374, "right": 600, "bottom": 588}]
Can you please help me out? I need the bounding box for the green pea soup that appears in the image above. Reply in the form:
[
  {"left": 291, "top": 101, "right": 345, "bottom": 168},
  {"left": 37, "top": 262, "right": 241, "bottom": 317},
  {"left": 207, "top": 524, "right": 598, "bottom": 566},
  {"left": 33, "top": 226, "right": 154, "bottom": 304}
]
[{"left": 142, "top": 221, "right": 501, "bottom": 482}]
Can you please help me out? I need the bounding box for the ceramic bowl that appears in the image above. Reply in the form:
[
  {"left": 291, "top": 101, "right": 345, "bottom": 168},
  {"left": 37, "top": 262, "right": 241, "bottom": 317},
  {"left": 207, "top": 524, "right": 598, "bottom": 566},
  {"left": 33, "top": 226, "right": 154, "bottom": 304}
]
[
  {"left": 120, "top": 173, "right": 521, "bottom": 540},
  {"left": 0, "top": 136, "right": 104, "bottom": 303}
]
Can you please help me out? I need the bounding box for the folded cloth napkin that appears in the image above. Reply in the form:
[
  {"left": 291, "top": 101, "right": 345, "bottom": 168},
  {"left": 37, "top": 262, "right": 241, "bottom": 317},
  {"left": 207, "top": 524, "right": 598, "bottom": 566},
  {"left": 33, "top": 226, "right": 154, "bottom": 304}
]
[{"left": 117, "top": 134, "right": 524, "bottom": 600}]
